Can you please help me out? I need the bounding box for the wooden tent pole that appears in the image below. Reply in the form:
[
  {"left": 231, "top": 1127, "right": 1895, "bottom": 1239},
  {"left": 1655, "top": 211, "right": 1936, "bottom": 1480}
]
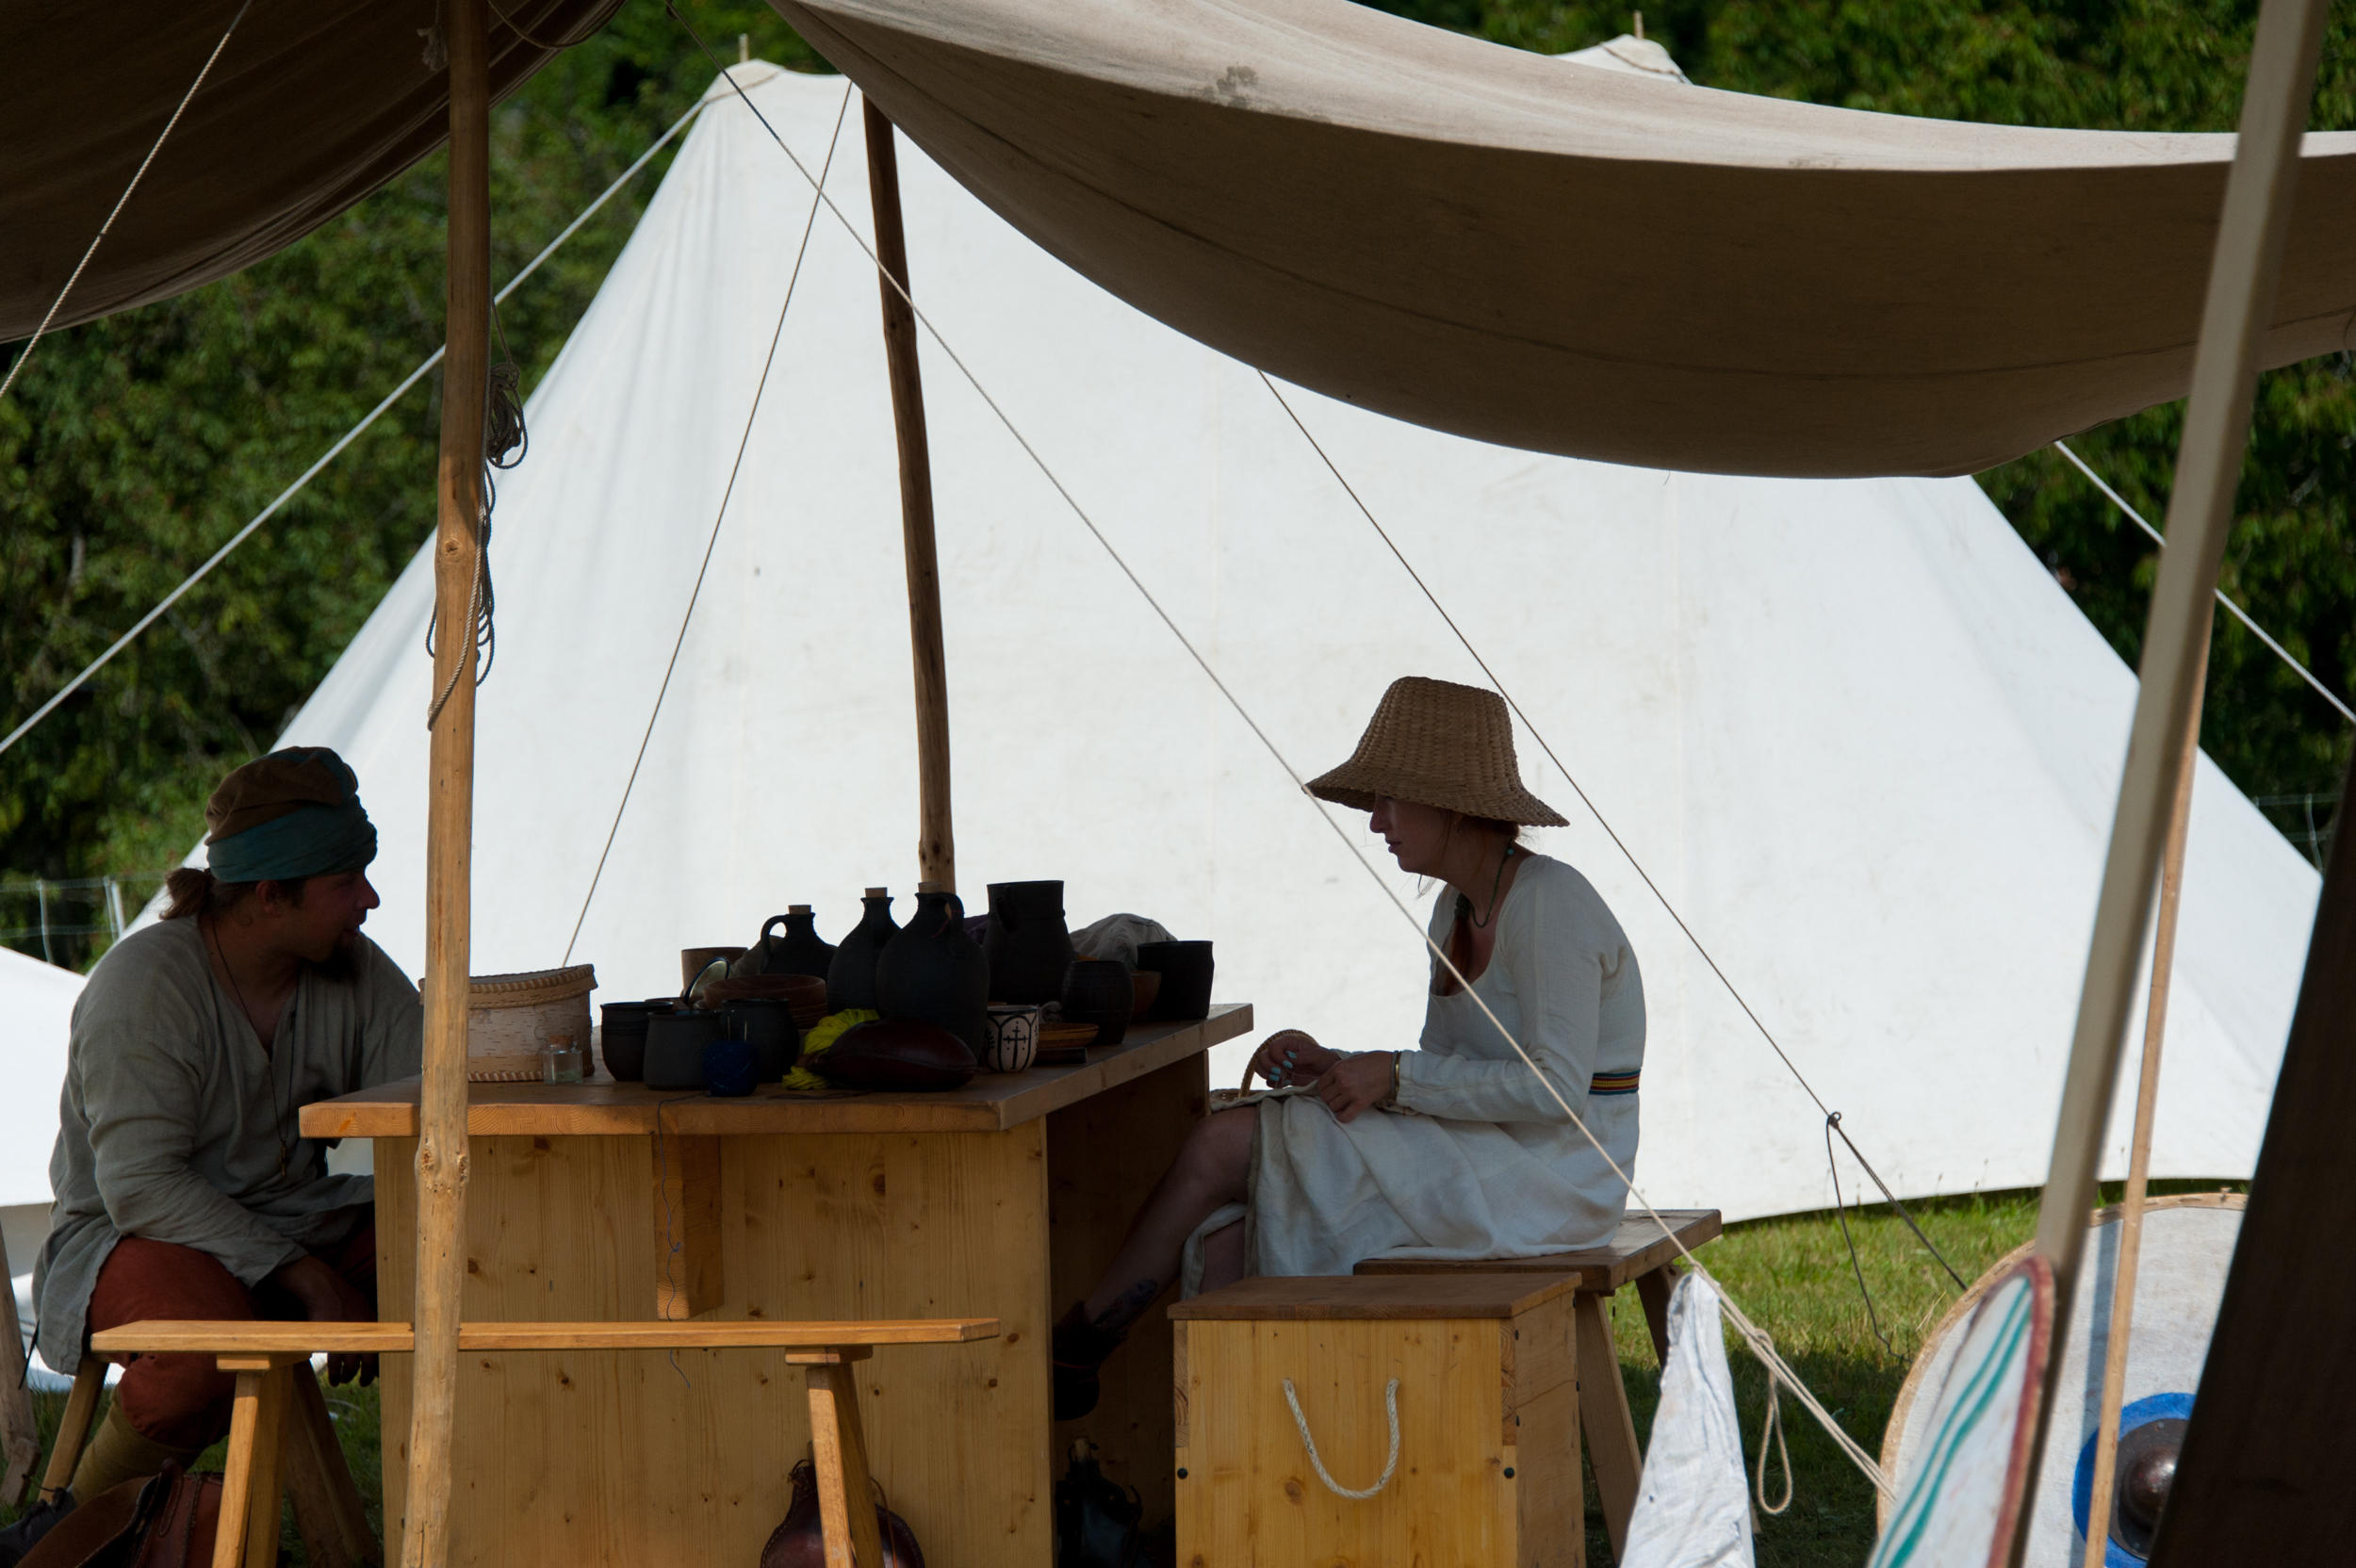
[
  {"left": 405, "top": 0, "right": 490, "bottom": 1561},
  {"left": 2078, "top": 681, "right": 2205, "bottom": 1568},
  {"left": 2013, "top": 1, "right": 2324, "bottom": 1560},
  {"left": 863, "top": 99, "right": 956, "bottom": 891}
]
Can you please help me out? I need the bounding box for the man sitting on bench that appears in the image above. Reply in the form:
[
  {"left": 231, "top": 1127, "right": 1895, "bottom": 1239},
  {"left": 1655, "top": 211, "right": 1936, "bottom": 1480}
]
[{"left": 22, "top": 747, "right": 419, "bottom": 1533}]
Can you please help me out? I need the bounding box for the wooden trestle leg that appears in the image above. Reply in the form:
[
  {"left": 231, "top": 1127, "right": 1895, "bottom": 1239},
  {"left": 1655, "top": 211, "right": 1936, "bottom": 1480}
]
[
  {"left": 1634, "top": 1264, "right": 1679, "bottom": 1367},
  {"left": 794, "top": 1348, "right": 884, "bottom": 1568},
  {"left": 286, "top": 1365, "right": 382, "bottom": 1567},
  {"left": 39, "top": 1359, "right": 106, "bottom": 1505},
  {"left": 1575, "top": 1292, "right": 1643, "bottom": 1560},
  {"left": 212, "top": 1358, "right": 296, "bottom": 1568}
]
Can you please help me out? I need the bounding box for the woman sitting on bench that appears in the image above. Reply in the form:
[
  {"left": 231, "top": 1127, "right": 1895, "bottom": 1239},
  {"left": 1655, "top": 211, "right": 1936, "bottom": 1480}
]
[{"left": 1055, "top": 676, "right": 1646, "bottom": 1419}]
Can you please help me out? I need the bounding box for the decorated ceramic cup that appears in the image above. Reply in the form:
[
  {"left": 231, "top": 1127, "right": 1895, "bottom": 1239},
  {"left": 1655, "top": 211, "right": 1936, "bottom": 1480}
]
[{"left": 981, "top": 1004, "right": 1043, "bottom": 1073}]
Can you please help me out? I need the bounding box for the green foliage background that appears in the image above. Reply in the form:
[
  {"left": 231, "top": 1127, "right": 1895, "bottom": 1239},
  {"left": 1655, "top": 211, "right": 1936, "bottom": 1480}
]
[{"left": 6, "top": 1, "right": 2353, "bottom": 961}]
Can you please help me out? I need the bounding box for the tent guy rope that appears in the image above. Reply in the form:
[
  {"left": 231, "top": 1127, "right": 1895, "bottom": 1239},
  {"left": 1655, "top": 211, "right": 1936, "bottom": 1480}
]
[
  {"left": 2053, "top": 437, "right": 2356, "bottom": 726},
  {"left": 0, "top": 95, "right": 709, "bottom": 764},
  {"left": 675, "top": 15, "right": 1890, "bottom": 1495},
  {"left": 0, "top": 0, "right": 254, "bottom": 412},
  {"left": 561, "top": 82, "right": 856, "bottom": 966}
]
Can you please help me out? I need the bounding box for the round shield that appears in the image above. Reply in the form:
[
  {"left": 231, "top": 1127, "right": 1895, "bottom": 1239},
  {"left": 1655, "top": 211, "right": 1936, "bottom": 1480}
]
[{"left": 1880, "top": 1193, "right": 2241, "bottom": 1564}]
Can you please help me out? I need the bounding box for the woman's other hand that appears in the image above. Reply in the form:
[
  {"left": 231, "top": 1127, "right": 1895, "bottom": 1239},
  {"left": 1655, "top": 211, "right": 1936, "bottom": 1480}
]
[
  {"left": 1315, "top": 1053, "right": 1396, "bottom": 1123},
  {"left": 1248, "top": 1029, "right": 1335, "bottom": 1088}
]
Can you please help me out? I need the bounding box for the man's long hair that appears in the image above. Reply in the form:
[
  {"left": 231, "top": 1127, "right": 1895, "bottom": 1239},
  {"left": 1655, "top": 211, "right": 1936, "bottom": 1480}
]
[{"left": 161, "top": 867, "right": 272, "bottom": 921}]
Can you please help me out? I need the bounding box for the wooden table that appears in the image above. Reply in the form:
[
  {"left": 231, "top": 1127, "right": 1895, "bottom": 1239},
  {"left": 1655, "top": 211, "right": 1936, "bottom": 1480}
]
[{"left": 302, "top": 1004, "right": 1252, "bottom": 1568}]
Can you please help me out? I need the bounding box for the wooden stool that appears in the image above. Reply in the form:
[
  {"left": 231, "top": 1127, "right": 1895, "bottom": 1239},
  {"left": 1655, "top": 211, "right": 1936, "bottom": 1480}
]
[
  {"left": 1355, "top": 1208, "right": 1723, "bottom": 1561},
  {"left": 89, "top": 1316, "right": 997, "bottom": 1568},
  {"left": 36, "top": 1351, "right": 380, "bottom": 1568}
]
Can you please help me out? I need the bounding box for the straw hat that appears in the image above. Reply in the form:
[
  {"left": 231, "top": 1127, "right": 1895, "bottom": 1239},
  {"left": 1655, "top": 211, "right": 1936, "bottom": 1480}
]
[{"left": 1306, "top": 677, "right": 1565, "bottom": 826}]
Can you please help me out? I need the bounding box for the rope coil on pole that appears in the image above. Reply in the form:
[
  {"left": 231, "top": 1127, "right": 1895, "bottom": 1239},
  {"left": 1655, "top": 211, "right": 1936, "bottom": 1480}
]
[{"left": 1283, "top": 1378, "right": 1401, "bottom": 1500}]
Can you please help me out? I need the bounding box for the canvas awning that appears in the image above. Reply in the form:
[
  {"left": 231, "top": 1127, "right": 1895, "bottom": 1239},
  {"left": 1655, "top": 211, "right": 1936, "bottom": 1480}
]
[
  {"left": 771, "top": 0, "right": 2356, "bottom": 478},
  {"left": 0, "top": 0, "right": 620, "bottom": 341}
]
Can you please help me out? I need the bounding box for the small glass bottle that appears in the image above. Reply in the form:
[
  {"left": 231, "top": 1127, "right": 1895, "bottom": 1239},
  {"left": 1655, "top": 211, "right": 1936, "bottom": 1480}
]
[{"left": 541, "top": 1033, "right": 586, "bottom": 1085}]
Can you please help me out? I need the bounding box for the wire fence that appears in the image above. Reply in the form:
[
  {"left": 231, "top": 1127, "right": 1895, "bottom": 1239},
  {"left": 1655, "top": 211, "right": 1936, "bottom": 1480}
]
[
  {"left": 2251, "top": 792, "right": 2339, "bottom": 869},
  {"left": 0, "top": 795, "right": 2333, "bottom": 972},
  {"left": 1, "top": 874, "right": 172, "bottom": 970}
]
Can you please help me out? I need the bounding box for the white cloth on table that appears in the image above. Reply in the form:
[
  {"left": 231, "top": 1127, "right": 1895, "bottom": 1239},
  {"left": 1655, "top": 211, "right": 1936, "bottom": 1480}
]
[
  {"left": 1621, "top": 1272, "right": 1755, "bottom": 1568},
  {"left": 1241, "top": 853, "right": 1644, "bottom": 1279},
  {"left": 1068, "top": 912, "right": 1174, "bottom": 970}
]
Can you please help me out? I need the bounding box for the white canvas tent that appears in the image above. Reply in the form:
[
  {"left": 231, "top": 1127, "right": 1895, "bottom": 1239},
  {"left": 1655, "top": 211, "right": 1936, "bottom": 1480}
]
[
  {"left": 3, "top": 946, "right": 81, "bottom": 1381},
  {"left": 234, "top": 62, "right": 2315, "bottom": 1222}
]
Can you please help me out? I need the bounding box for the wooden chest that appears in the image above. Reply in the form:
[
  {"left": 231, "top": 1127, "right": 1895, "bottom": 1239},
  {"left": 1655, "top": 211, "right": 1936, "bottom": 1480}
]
[{"left": 1170, "top": 1274, "right": 1582, "bottom": 1567}]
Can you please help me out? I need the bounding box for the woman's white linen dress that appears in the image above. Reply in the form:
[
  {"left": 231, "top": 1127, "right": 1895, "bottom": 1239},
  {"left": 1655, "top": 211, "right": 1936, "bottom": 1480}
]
[{"left": 1245, "top": 853, "right": 1645, "bottom": 1277}]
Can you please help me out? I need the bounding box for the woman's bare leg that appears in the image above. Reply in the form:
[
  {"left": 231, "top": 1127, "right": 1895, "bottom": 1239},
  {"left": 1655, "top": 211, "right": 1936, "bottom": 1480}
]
[
  {"left": 1080, "top": 1107, "right": 1253, "bottom": 1327},
  {"left": 1197, "top": 1220, "right": 1247, "bottom": 1296}
]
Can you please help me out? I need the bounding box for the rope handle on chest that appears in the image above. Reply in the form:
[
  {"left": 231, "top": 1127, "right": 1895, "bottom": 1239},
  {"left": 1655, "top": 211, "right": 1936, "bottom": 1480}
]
[{"left": 1282, "top": 1377, "right": 1401, "bottom": 1500}]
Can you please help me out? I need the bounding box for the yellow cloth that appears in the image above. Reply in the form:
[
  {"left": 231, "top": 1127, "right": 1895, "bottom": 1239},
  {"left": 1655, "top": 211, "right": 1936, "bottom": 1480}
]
[{"left": 778, "top": 1009, "right": 877, "bottom": 1091}]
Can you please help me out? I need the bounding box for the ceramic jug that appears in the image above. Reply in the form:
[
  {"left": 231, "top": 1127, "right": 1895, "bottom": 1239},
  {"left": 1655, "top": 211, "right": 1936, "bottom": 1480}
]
[
  {"left": 983, "top": 880, "right": 1075, "bottom": 1004},
  {"left": 752, "top": 906, "right": 836, "bottom": 980},
  {"left": 826, "top": 887, "right": 902, "bottom": 1013},
  {"left": 874, "top": 884, "right": 990, "bottom": 1058}
]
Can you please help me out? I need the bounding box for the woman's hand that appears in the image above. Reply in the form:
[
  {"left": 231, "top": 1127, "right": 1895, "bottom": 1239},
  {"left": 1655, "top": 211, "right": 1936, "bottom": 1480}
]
[
  {"left": 1316, "top": 1053, "right": 1397, "bottom": 1124},
  {"left": 1247, "top": 1029, "right": 1336, "bottom": 1089}
]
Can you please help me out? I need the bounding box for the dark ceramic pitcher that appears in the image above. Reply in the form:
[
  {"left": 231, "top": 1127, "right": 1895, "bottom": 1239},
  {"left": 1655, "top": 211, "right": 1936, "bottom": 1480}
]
[
  {"left": 755, "top": 906, "right": 837, "bottom": 980},
  {"left": 826, "top": 887, "right": 901, "bottom": 1013},
  {"left": 983, "top": 880, "right": 1074, "bottom": 1004},
  {"left": 875, "top": 886, "right": 990, "bottom": 1059}
]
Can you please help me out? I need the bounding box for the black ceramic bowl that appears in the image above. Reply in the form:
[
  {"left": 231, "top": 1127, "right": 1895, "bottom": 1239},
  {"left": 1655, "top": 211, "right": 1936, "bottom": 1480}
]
[{"left": 597, "top": 1000, "right": 671, "bottom": 1082}]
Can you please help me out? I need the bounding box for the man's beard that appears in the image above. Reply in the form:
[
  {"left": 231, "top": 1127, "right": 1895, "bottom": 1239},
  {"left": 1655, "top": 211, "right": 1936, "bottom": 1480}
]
[{"left": 308, "top": 933, "right": 363, "bottom": 981}]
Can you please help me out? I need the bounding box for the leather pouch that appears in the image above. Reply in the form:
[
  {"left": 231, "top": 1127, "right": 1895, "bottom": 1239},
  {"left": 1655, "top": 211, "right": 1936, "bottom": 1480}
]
[{"left": 20, "top": 1464, "right": 221, "bottom": 1568}]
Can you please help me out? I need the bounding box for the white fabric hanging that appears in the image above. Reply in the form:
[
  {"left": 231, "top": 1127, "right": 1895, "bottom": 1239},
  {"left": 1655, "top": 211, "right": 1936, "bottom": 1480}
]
[{"left": 1620, "top": 1273, "right": 1755, "bottom": 1568}]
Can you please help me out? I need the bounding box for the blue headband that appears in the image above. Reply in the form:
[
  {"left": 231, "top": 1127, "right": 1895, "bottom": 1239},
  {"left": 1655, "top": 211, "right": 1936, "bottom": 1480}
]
[{"left": 205, "top": 750, "right": 378, "bottom": 885}]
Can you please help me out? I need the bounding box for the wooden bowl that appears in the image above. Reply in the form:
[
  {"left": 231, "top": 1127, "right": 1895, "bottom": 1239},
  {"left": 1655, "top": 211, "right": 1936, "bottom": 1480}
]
[
  {"left": 1129, "top": 969, "right": 1162, "bottom": 1018},
  {"left": 1036, "top": 1020, "right": 1100, "bottom": 1065},
  {"left": 706, "top": 971, "right": 828, "bottom": 1026}
]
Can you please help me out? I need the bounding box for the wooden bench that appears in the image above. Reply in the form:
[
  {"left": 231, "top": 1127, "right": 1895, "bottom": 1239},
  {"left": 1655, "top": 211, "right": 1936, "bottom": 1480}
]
[
  {"left": 86, "top": 1316, "right": 999, "bottom": 1568},
  {"left": 1355, "top": 1208, "right": 1722, "bottom": 1561}
]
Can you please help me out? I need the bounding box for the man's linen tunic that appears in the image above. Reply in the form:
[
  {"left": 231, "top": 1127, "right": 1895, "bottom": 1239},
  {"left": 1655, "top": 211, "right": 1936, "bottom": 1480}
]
[{"left": 36, "top": 917, "right": 421, "bottom": 1373}]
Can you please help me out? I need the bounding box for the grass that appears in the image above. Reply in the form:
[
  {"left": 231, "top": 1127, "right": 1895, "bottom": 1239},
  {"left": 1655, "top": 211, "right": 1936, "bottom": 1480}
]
[{"left": 7, "top": 1182, "right": 2235, "bottom": 1566}]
